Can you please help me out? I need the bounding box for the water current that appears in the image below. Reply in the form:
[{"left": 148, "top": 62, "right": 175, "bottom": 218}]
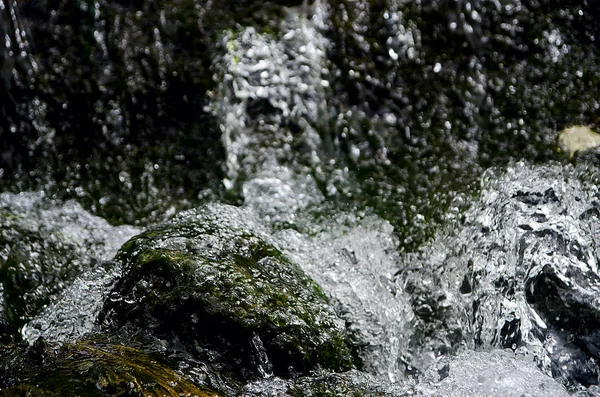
[{"left": 2, "top": 0, "right": 600, "bottom": 395}]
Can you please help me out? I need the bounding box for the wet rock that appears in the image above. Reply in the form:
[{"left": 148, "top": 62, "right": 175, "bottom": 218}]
[
  {"left": 0, "top": 338, "right": 220, "bottom": 396},
  {"left": 399, "top": 162, "right": 600, "bottom": 389},
  {"left": 526, "top": 264, "right": 600, "bottom": 387},
  {"left": 0, "top": 193, "right": 139, "bottom": 344},
  {"left": 0, "top": 216, "right": 78, "bottom": 344},
  {"left": 100, "top": 204, "right": 356, "bottom": 380}
]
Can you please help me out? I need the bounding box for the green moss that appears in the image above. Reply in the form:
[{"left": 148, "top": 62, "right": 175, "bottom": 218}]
[{"left": 0, "top": 340, "right": 221, "bottom": 397}]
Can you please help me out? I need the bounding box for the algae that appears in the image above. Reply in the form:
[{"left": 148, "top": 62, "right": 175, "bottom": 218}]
[{"left": 0, "top": 339, "right": 220, "bottom": 396}]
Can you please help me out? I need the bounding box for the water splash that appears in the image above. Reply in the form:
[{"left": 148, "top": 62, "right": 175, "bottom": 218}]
[
  {"left": 399, "top": 161, "right": 600, "bottom": 391},
  {"left": 272, "top": 211, "right": 414, "bottom": 382},
  {"left": 417, "top": 350, "right": 570, "bottom": 397},
  {"left": 0, "top": 192, "right": 142, "bottom": 344},
  {"left": 209, "top": 1, "right": 332, "bottom": 190}
]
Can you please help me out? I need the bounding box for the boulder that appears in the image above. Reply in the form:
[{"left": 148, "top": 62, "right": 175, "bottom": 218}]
[
  {"left": 0, "top": 193, "right": 139, "bottom": 344},
  {"left": 100, "top": 204, "right": 356, "bottom": 380}
]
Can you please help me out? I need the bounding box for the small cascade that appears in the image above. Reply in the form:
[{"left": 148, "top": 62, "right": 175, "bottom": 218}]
[
  {"left": 208, "top": 0, "right": 415, "bottom": 382},
  {"left": 400, "top": 162, "right": 600, "bottom": 390},
  {"left": 209, "top": 1, "right": 334, "bottom": 190}
]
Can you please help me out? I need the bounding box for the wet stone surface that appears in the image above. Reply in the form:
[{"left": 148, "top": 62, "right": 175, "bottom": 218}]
[
  {"left": 100, "top": 204, "right": 357, "bottom": 381},
  {"left": 0, "top": 192, "right": 139, "bottom": 344},
  {"left": 0, "top": 338, "right": 221, "bottom": 396}
]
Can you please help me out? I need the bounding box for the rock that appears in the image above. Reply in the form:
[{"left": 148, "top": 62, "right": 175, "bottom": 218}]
[
  {"left": 0, "top": 217, "right": 78, "bottom": 344},
  {"left": 0, "top": 193, "right": 139, "bottom": 344},
  {"left": 100, "top": 204, "right": 356, "bottom": 380},
  {"left": 0, "top": 338, "right": 220, "bottom": 396},
  {"left": 526, "top": 264, "right": 600, "bottom": 386}
]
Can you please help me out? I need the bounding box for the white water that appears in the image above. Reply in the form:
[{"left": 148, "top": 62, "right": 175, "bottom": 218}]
[
  {"left": 2, "top": 192, "right": 142, "bottom": 344},
  {"left": 205, "top": 1, "right": 574, "bottom": 393}
]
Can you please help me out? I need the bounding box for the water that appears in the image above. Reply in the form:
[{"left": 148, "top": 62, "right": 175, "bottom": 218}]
[
  {"left": 2, "top": 0, "right": 600, "bottom": 395},
  {"left": 400, "top": 161, "right": 600, "bottom": 391},
  {"left": 0, "top": 191, "right": 141, "bottom": 343},
  {"left": 208, "top": 4, "right": 335, "bottom": 193},
  {"left": 418, "top": 350, "right": 571, "bottom": 397}
]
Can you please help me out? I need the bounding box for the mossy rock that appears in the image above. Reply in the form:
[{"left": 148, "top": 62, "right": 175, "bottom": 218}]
[
  {"left": 0, "top": 194, "right": 139, "bottom": 345},
  {"left": 0, "top": 339, "right": 219, "bottom": 396},
  {"left": 0, "top": 216, "right": 81, "bottom": 343},
  {"left": 100, "top": 204, "right": 356, "bottom": 380}
]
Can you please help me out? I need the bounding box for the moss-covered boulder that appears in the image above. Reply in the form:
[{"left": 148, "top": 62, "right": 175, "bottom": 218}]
[
  {"left": 100, "top": 204, "right": 356, "bottom": 380},
  {"left": 0, "top": 338, "right": 220, "bottom": 396}
]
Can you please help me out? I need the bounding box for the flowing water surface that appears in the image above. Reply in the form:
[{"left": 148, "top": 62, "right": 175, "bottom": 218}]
[{"left": 2, "top": 0, "right": 600, "bottom": 395}]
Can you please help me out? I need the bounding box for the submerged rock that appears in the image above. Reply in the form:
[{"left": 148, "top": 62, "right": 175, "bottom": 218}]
[
  {"left": 0, "top": 338, "right": 220, "bottom": 396},
  {"left": 100, "top": 204, "right": 356, "bottom": 380},
  {"left": 0, "top": 193, "right": 139, "bottom": 344},
  {"left": 399, "top": 162, "right": 600, "bottom": 390}
]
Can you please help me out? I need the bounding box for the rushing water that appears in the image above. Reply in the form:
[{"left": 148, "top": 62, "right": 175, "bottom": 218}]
[{"left": 2, "top": 0, "right": 600, "bottom": 395}]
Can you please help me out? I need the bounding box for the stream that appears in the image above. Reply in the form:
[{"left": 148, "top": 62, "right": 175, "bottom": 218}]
[{"left": 1, "top": 0, "right": 600, "bottom": 395}]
